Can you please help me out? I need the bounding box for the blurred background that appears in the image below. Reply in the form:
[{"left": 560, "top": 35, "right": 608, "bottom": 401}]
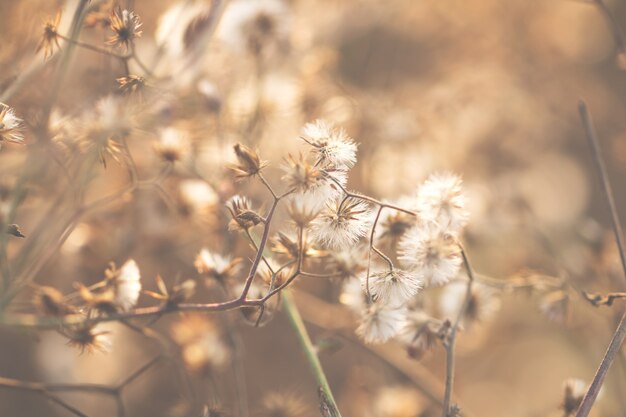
[{"left": 1, "top": 0, "right": 626, "bottom": 416}]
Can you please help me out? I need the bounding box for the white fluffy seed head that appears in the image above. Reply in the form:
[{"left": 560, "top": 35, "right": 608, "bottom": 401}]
[
  {"left": 114, "top": 259, "right": 142, "bottom": 311},
  {"left": 362, "top": 268, "right": 422, "bottom": 307},
  {"left": 416, "top": 172, "right": 468, "bottom": 234},
  {"left": 310, "top": 197, "right": 372, "bottom": 250},
  {"left": 301, "top": 119, "right": 357, "bottom": 170},
  {"left": 356, "top": 303, "right": 407, "bottom": 344},
  {"left": 398, "top": 223, "right": 461, "bottom": 286}
]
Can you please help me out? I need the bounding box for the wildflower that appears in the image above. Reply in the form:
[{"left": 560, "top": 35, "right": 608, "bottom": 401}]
[
  {"left": 230, "top": 143, "right": 267, "bottom": 179},
  {"left": 416, "top": 172, "right": 469, "bottom": 234},
  {"left": 171, "top": 316, "right": 230, "bottom": 371},
  {"left": 363, "top": 268, "right": 422, "bottom": 306},
  {"left": 301, "top": 119, "right": 357, "bottom": 170},
  {"left": 62, "top": 324, "right": 111, "bottom": 354},
  {"left": 116, "top": 75, "right": 145, "bottom": 94},
  {"left": 0, "top": 104, "right": 24, "bottom": 148},
  {"left": 376, "top": 197, "right": 418, "bottom": 244},
  {"left": 217, "top": 0, "right": 290, "bottom": 56},
  {"left": 198, "top": 80, "right": 222, "bottom": 113},
  {"left": 34, "top": 286, "right": 73, "bottom": 316},
  {"left": 400, "top": 310, "right": 441, "bottom": 359},
  {"left": 258, "top": 258, "right": 293, "bottom": 288},
  {"left": 340, "top": 277, "right": 368, "bottom": 312},
  {"left": 36, "top": 12, "right": 61, "bottom": 60},
  {"left": 78, "top": 284, "right": 117, "bottom": 315},
  {"left": 439, "top": 281, "right": 500, "bottom": 329},
  {"left": 356, "top": 303, "right": 407, "bottom": 344},
  {"left": 108, "top": 7, "right": 142, "bottom": 50},
  {"left": 373, "top": 386, "right": 424, "bottom": 417},
  {"left": 154, "top": 127, "right": 189, "bottom": 163},
  {"left": 561, "top": 378, "right": 586, "bottom": 417},
  {"left": 108, "top": 259, "right": 142, "bottom": 311},
  {"left": 195, "top": 248, "right": 242, "bottom": 283},
  {"left": 227, "top": 195, "right": 263, "bottom": 231},
  {"left": 256, "top": 392, "right": 310, "bottom": 417},
  {"left": 143, "top": 275, "right": 196, "bottom": 308},
  {"left": 311, "top": 197, "right": 372, "bottom": 250},
  {"left": 281, "top": 153, "right": 322, "bottom": 193},
  {"left": 398, "top": 223, "right": 462, "bottom": 286},
  {"left": 329, "top": 245, "right": 367, "bottom": 281},
  {"left": 179, "top": 179, "right": 219, "bottom": 217},
  {"left": 285, "top": 195, "right": 320, "bottom": 228}
]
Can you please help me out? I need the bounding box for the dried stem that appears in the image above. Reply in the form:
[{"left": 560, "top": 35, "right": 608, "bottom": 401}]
[
  {"left": 574, "top": 101, "right": 626, "bottom": 417},
  {"left": 441, "top": 245, "right": 475, "bottom": 417}
]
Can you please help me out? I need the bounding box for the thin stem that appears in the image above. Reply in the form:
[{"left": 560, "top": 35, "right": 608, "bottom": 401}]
[
  {"left": 56, "top": 33, "right": 128, "bottom": 60},
  {"left": 575, "top": 101, "right": 626, "bottom": 417},
  {"left": 282, "top": 289, "right": 342, "bottom": 417},
  {"left": 441, "top": 245, "right": 474, "bottom": 417}
]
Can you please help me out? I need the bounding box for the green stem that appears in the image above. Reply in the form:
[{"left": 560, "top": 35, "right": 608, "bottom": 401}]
[{"left": 282, "top": 290, "right": 342, "bottom": 417}]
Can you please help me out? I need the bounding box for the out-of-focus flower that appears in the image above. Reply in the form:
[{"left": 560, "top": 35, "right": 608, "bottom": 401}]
[
  {"left": 399, "top": 310, "right": 441, "bottom": 359},
  {"left": 109, "top": 259, "right": 142, "bottom": 311},
  {"left": 108, "top": 7, "right": 142, "bottom": 50},
  {"left": 417, "top": 172, "right": 469, "bottom": 234},
  {"left": 271, "top": 231, "right": 321, "bottom": 261},
  {"left": 171, "top": 316, "right": 230, "bottom": 371},
  {"left": 256, "top": 392, "right": 310, "bottom": 417},
  {"left": 195, "top": 248, "right": 242, "bottom": 283},
  {"left": 439, "top": 281, "right": 501, "bottom": 329},
  {"left": 0, "top": 104, "right": 24, "bottom": 148},
  {"left": 116, "top": 75, "right": 145, "bottom": 95},
  {"left": 285, "top": 195, "right": 321, "bottom": 228},
  {"left": 398, "top": 223, "right": 461, "bottom": 286},
  {"left": 217, "top": 0, "right": 290, "bottom": 56},
  {"left": 356, "top": 303, "right": 406, "bottom": 344},
  {"left": 373, "top": 386, "right": 424, "bottom": 417},
  {"left": 301, "top": 119, "right": 357, "bottom": 170},
  {"left": 363, "top": 268, "right": 422, "bottom": 307},
  {"left": 178, "top": 179, "right": 219, "bottom": 217},
  {"left": 561, "top": 378, "right": 586, "bottom": 417},
  {"left": 376, "top": 197, "right": 418, "bottom": 245},
  {"left": 34, "top": 286, "right": 74, "bottom": 316},
  {"left": 540, "top": 290, "right": 570, "bottom": 324},
  {"left": 154, "top": 127, "right": 189, "bottom": 163},
  {"left": 329, "top": 245, "right": 367, "bottom": 281},
  {"left": 143, "top": 275, "right": 196, "bottom": 307},
  {"left": 36, "top": 12, "right": 61, "bottom": 60},
  {"left": 227, "top": 195, "right": 264, "bottom": 231},
  {"left": 311, "top": 197, "right": 372, "bottom": 250},
  {"left": 62, "top": 324, "right": 111, "bottom": 354},
  {"left": 340, "top": 277, "right": 367, "bottom": 312}
]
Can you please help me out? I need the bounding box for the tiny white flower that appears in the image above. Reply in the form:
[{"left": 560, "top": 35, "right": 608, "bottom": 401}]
[
  {"left": 311, "top": 197, "right": 372, "bottom": 250},
  {"left": 115, "top": 259, "right": 142, "bottom": 311},
  {"left": 356, "top": 303, "right": 407, "bottom": 344},
  {"left": 416, "top": 172, "right": 469, "bottom": 234},
  {"left": 195, "top": 248, "right": 241, "bottom": 282},
  {"left": 398, "top": 223, "right": 462, "bottom": 286},
  {"left": 301, "top": 119, "right": 357, "bottom": 170},
  {"left": 363, "top": 268, "right": 422, "bottom": 306}
]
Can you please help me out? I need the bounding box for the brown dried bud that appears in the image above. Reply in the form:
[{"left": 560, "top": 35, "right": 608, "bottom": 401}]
[
  {"left": 35, "top": 286, "right": 73, "bottom": 316},
  {"left": 227, "top": 195, "right": 263, "bottom": 231},
  {"left": 230, "top": 143, "right": 266, "bottom": 179},
  {"left": 6, "top": 224, "right": 25, "bottom": 238}
]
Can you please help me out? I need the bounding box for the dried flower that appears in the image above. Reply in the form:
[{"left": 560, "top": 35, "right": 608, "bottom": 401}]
[
  {"left": 398, "top": 223, "right": 462, "bottom": 286},
  {"left": 0, "top": 104, "right": 24, "bottom": 148},
  {"left": 301, "top": 119, "right": 357, "bottom": 170},
  {"left": 78, "top": 284, "right": 118, "bottom": 315},
  {"left": 256, "top": 391, "right": 310, "bottom": 417},
  {"left": 117, "top": 75, "right": 145, "bottom": 94},
  {"left": 340, "top": 277, "right": 368, "bottom": 312},
  {"left": 144, "top": 275, "right": 196, "bottom": 307},
  {"left": 363, "top": 268, "right": 422, "bottom": 306},
  {"left": 36, "top": 12, "right": 61, "bottom": 60},
  {"left": 227, "top": 195, "right": 263, "bottom": 231},
  {"left": 376, "top": 197, "right": 418, "bottom": 244},
  {"left": 329, "top": 245, "right": 367, "bottom": 281},
  {"left": 439, "top": 281, "right": 500, "bottom": 329},
  {"left": 6, "top": 224, "right": 25, "bottom": 238},
  {"left": 230, "top": 143, "right": 267, "bottom": 179},
  {"left": 171, "top": 316, "right": 230, "bottom": 371},
  {"left": 108, "top": 7, "right": 142, "bottom": 50},
  {"left": 179, "top": 179, "right": 219, "bottom": 217},
  {"left": 357, "top": 303, "right": 407, "bottom": 344},
  {"left": 540, "top": 290, "right": 570, "bottom": 324},
  {"left": 34, "top": 286, "right": 73, "bottom": 316},
  {"left": 154, "top": 127, "right": 189, "bottom": 163},
  {"left": 417, "top": 172, "right": 469, "bottom": 234},
  {"left": 311, "top": 197, "right": 372, "bottom": 250},
  {"left": 195, "top": 248, "right": 242, "bottom": 283},
  {"left": 400, "top": 310, "right": 441, "bottom": 359},
  {"left": 561, "top": 378, "right": 586, "bottom": 417},
  {"left": 285, "top": 196, "right": 320, "bottom": 228},
  {"left": 105, "top": 259, "right": 142, "bottom": 311},
  {"left": 62, "top": 324, "right": 111, "bottom": 354}
]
